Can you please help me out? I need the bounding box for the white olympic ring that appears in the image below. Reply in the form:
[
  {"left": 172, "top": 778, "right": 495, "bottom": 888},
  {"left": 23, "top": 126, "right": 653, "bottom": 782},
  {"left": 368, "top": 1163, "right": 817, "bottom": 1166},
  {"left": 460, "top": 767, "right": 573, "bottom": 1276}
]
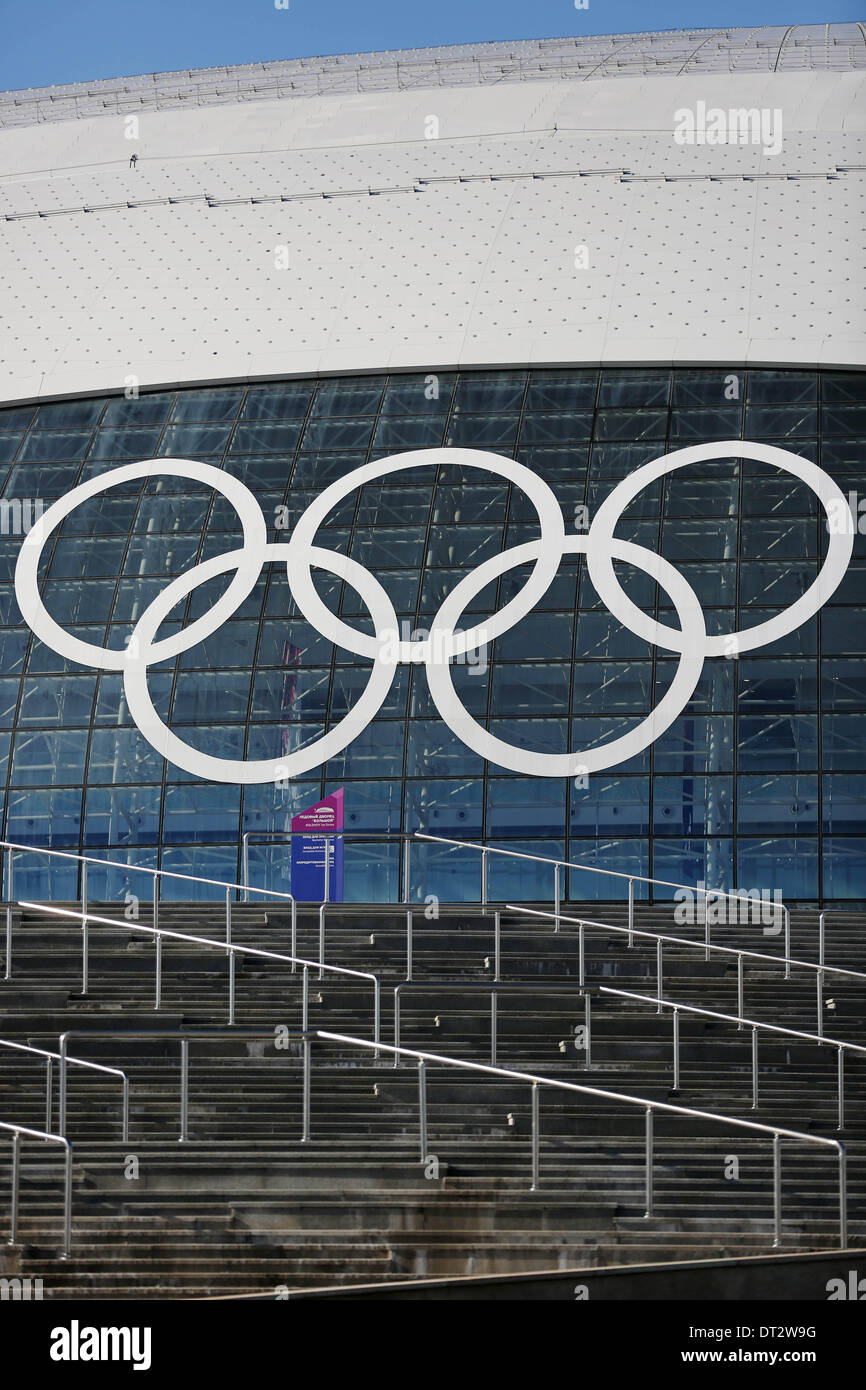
[{"left": 13, "top": 444, "right": 855, "bottom": 785}]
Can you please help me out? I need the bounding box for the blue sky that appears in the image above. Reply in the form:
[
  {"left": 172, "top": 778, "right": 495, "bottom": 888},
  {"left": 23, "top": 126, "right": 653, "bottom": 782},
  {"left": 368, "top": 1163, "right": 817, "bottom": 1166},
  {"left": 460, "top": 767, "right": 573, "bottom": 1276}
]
[{"left": 0, "top": 0, "right": 855, "bottom": 92}]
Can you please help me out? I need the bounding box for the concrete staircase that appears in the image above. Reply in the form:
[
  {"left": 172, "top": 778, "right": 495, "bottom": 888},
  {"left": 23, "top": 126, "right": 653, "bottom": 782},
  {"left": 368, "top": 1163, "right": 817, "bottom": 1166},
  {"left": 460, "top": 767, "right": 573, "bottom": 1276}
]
[{"left": 0, "top": 897, "right": 864, "bottom": 1297}]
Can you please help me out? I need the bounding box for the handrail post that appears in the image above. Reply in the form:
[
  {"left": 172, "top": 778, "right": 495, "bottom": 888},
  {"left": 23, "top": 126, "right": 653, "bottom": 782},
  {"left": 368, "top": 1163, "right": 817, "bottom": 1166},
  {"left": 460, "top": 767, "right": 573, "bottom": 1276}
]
[
  {"left": 4, "top": 847, "right": 13, "bottom": 982},
  {"left": 584, "top": 990, "right": 592, "bottom": 1069},
  {"left": 323, "top": 834, "right": 331, "bottom": 905},
  {"left": 737, "top": 953, "right": 744, "bottom": 1030},
  {"left": 704, "top": 893, "right": 711, "bottom": 962},
  {"left": 838, "top": 1145, "right": 847, "bottom": 1249},
  {"left": 9, "top": 1130, "right": 20, "bottom": 1246},
  {"left": 656, "top": 938, "right": 663, "bottom": 1013},
  {"left": 772, "top": 1133, "right": 782, "bottom": 1248},
  {"left": 490, "top": 991, "right": 497, "bottom": 1066},
  {"left": 301, "top": 1038, "right": 311, "bottom": 1143},
  {"left": 817, "top": 969, "right": 824, "bottom": 1040},
  {"left": 784, "top": 906, "right": 791, "bottom": 981},
  {"left": 290, "top": 897, "right": 297, "bottom": 974},
  {"left": 228, "top": 949, "right": 236, "bottom": 1026},
  {"left": 837, "top": 1047, "right": 845, "bottom": 1132},
  {"left": 672, "top": 1008, "right": 680, "bottom": 1091},
  {"left": 417, "top": 1059, "right": 427, "bottom": 1162},
  {"left": 393, "top": 989, "right": 401, "bottom": 1068},
  {"left": 301, "top": 966, "right": 309, "bottom": 1033},
  {"left": 481, "top": 849, "right": 488, "bottom": 907},
  {"left": 59, "top": 1036, "right": 68, "bottom": 1138},
  {"left": 80, "top": 859, "right": 88, "bottom": 996},
  {"left": 553, "top": 862, "right": 560, "bottom": 934},
  {"left": 225, "top": 887, "right": 231, "bottom": 958},
  {"left": 373, "top": 979, "right": 380, "bottom": 1059},
  {"left": 242, "top": 833, "right": 249, "bottom": 904},
  {"left": 752, "top": 1027, "right": 759, "bottom": 1109},
  {"left": 122, "top": 1075, "right": 129, "bottom": 1145},
  {"left": 180, "top": 1039, "right": 189, "bottom": 1143},
  {"left": 154, "top": 932, "right": 162, "bottom": 1010},
  {"left": 318, "top": 904, "right": 326, "bottom": 982},
  {"left": 62, "top": 1142, "right": 72, "bottom": 1259},
  {"left": 45, "top": 1056, "right": 52, "bottom": 1135},
  {"left": 406, "top": 909, "right": 413, "bottom": 982},
  {"left": 153, "top": 873, "right": 159, "bottom": 937},
  {"left": 627, "top": 877, "right": 634, "bottom": 947},
  {"left": 578, "top": 919, "right": 585, "bottom": 988},
  {"left": 403, "top": 837, "right": 411, "bottom": 906},
  {"left": 494, "top": 910, "right": 501, "bottom": 983},
  {"left": 530, "top": 1083, "right": 540, "bottom": 1191},
  {"left": 819, "top": 911, "right": 825, "bottom": 969},
  {"left": 644, "top": 1108, "right": 653, "bottom": 1218}
]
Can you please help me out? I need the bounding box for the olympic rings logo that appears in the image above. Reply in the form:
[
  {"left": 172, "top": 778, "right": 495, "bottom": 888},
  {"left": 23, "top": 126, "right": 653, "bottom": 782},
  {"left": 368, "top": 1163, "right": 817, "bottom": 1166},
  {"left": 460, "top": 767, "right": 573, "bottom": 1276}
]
[{"left": 14, "top": 443, "right": 854, "bottom": 785}]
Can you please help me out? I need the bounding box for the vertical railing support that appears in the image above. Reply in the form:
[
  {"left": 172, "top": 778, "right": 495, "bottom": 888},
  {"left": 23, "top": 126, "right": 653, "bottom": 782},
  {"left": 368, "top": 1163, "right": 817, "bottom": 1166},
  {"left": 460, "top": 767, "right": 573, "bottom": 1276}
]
[
  {"left": 752, "top": 1027, "right": 759, "bottom": 1109},
  {"left": 737, "top": 953, "right": 744, "bottom": 1030},
  {"left": 627, "top": 878, "right": 634, "bottom": 947},
  {"left": 9, "top": 1131, "right": 20, "bottom": 1246},
  {"left": 530, "top": 1083, "right": 540, "bottom": 1191},
  {"left": 644, "top": 1108, "right": 653, "bottom": 1218},
  {"left": 403, "top": 837, "right": 411, "bottom": 906},
  {"left": 154, "top": 932, "right": 162, "bottom": 1010},
  {"left": 578, "top": 920, "right": 585, "bottom": 988},
  {"left": 656, "top": 938, "right": 663, "bottom": 1013},
  {"left": 406, "top": 910, "right": 413, "bottom": 983},
  {"left": 180, "top": 1039, "right": 189, "bottom": 1143},
  {"left": 318, "top": 904, "right": 326, "bottom": 982},
  {"left": 290, "top": 897, "right": 296, "bottom": 974},
  {"left": 481, "top": 849, "right": 488, "bottom": 907},
  {"left": 80, "top": 860, "right": 88, "bottom": 997},
  {"left": 772, "top": 1134, "right": 782, "bottom": 1248},
  {"left": 784, "top": 906, "right": 791, "bottom": 981},
  {"left": 228, "top": 950, "right": 236, "bottom": 1026},
  {"left": 819, "top": 911, "right": 825, "bottom": 970},
  {"left": 301, "top": 966, "right": 309, "bottom": 1034},
  {"left": 490, "top": 991, "right": 497, "bottom": 1066},
  {"left": 301, "top": 1038, "right": 311, "bottom": 1143},
  {"left": 672, "top": 1008, "right": 680, "bottom": 1091},
  {"left": 817, "top": 970, "right": 824, "bottom": 1040},
  {"left": 4, "top": 847, "right": 13, "bottom": 980},
  {"left": 494, "top": 910, "right": 501, "bottom": 983},
  {"left": 553, "top": 862, "right": 560, "bottom": 934},
  {"left": 584, "top": 990, "right": 592, "bottom": 1069},
  {"left": 225, "top": 887, "right": 231, "bottom": 958},
  {"left": 417, "top": 1059, "right": 427, "bottom": 1162},
  {"left": 837, "top": 1047, "right": 845, "bottom": 1132},
  {"left": 45, "top": 1056, "right": 52, "bottom": 1135}
]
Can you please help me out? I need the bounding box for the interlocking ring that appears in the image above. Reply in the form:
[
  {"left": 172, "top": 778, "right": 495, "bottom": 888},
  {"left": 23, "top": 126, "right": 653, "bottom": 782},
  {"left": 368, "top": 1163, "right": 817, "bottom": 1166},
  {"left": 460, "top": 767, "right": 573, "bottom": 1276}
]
[{"left": 14, "top": 444, "right": 854, "bottom": 784}]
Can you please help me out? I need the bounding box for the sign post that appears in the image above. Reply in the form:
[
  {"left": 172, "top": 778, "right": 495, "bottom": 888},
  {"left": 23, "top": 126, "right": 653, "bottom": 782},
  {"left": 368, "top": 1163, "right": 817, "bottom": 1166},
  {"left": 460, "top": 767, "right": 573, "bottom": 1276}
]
[{"left": 291, "top": 789, "right": 344, "bottom": 902}]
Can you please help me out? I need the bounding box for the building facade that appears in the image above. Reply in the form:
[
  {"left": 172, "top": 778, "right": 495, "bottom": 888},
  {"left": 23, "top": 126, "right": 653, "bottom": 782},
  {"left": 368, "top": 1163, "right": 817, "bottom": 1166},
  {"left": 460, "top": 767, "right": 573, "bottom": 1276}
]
[{"left": 0, "top": 27, "right": 864, "bottom": 903}]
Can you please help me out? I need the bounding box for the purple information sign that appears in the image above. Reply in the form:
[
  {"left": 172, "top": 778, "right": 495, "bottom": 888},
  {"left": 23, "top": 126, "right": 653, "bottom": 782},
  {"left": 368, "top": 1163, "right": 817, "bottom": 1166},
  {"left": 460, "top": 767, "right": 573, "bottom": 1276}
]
[{"left": 291, "top": 789, "right": 344, "bottom": 902}]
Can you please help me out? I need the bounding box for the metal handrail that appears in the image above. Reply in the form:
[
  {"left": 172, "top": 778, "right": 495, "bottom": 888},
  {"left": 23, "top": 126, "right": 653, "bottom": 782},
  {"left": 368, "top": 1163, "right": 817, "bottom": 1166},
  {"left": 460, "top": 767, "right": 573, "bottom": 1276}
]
[
  {"left": 416, "top": 831, "right": 793, "bottom": 971},
  {"left": 0, "top": 837, "right": 296, "bottom": 983},
  {"left": 18, "top": 901, "right": 380, "bottom": 1052},
  {"left": 507, "top": 903, "right": 866, "bottom": 1037},
  {"left": 596, "top": 985, "right": 866, "bottom": 1130},
  {"left": 0, "top": 1037, "right": 128, "bottom": 1141},
  {"left": 316, "top": 1030, "right": 847, "bottom": 1250},
  {"left": 57, "top": 1028, "right": 316, "bottom": 1143},
  {"left": 0, "top": 1118, "right": 72, "bottom": 1258}
]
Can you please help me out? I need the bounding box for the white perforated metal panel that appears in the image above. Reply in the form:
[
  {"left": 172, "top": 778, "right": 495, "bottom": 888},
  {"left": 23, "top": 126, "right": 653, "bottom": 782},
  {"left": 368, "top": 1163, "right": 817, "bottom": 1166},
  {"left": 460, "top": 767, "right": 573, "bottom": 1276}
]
[{"left": 0, "top": 26, "right": 863, "bottom": 404}]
